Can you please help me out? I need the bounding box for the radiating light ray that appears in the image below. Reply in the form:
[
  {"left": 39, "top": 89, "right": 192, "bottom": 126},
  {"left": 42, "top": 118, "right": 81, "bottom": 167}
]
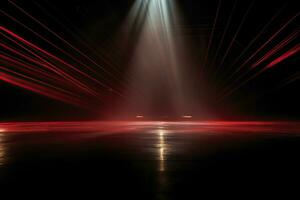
[
  {"left": 32, "top": 1, "right": 128, "bottom": 77},
  {"left": 230, "top": 12, "right": 299, "bottom": 77},
  {"left": 1, "top": 27, "right": 105, "bottom": 96},
  {"left": 7, "top": 0, "right": 124, "bottom": 85},
  {"left": 0, "top": 26, "right": 113, "bottom": 100},
  {"left": 252, "top": 31, "right": 299, "bottom": 68},
  {"left": 211, "top": 0, "right": 237, "bottom": 79},
  {"left": 0, "top": 65, "right": 79, "bottom": 99},
  {"left": 0, "top": 40, "right": 77, "bottom": 87},
  {"left": 219, "top": 32, "right": 299, "bottom": 99},
  {"left": 0, "top": 25, "right": 129, "bottom": 106},
  {"left": 0, "top": 69, "right": 88, "bottom": 107},
  {"left": 279, "top": 72, "right": 300, "bottom": 88},
  {"left": 0, "top": 30, "right": 101, "bottom": 100},
  {"left": 222, "top": 6, "right": 285, "bottom": 82},
  {"left": 0, "top": 53, "right": 77, "bottom": 95},
  {"left": 0, "top": 9, "right": 126, "bottom": 95},
  {"left": 202, "top": 0, "right": 222, "bottom": 72},
  {"left": 217, "top": 1, "right": 254, "bottom": 72},
  {"left": 218, "top": 44, "right": 300, "bottom": 101},
  {"left": 266, "top": 44, "right": 300, "bottom": 68}
]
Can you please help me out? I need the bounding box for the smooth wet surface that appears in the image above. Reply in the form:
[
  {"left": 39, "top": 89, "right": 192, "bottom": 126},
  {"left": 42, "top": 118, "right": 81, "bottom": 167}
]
[{"left": 1, "top": 121, "right": 300, "bottom": 199}]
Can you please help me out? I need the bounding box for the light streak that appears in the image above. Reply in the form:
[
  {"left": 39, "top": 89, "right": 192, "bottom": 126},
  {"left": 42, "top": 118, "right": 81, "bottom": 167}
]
[
  {"left": 0, "top": 24, "right": 131, "bottom": 107},
  {"left": 218, "top": 43, "right": 300, "bottom": 100},
  {"left": 217, "top": 1, "right": 254, "bottom": 70},
  {"left": 221, "top": 6, "right": 285, "bottom": 82},
  {"left": 0, "top": 69, "right": 88, "bottom": 107},
  {"left": 1, "top": 26, "right": 107, "bottom": 99},
  {"left": 252, "top": 31, "right": 299, "bottom": 68},
  {"left": 217, "top": 12, "right": 299, "bottom": 102},
  {"left": 202, "top": 0, "right": 222, "bottom": 72},
  {"left": 231, "top": 12, "right": 299, "bottom": 76},
  {"left": 7, "top": 0, "right": 124, "bottom": 85},
  {"left": 211, "top": 0, "right": 237, "bottom": 78},
  {"left": 0, "top": 9, "right": 126, "bottom": 95},
  {"left": 266, "top": 44, "right": 300, "bottom": 68},
  {"left": 218, "top": 31, "right": 299, "bottom": 101},
  {"left": 0, "top": 29, "right": 101, "bottom": 99}
]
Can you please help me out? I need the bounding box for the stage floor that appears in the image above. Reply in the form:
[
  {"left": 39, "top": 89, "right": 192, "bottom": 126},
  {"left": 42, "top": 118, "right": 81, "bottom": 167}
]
[{"left": 0, "top": 121, "right": 300, "bottom": 199}]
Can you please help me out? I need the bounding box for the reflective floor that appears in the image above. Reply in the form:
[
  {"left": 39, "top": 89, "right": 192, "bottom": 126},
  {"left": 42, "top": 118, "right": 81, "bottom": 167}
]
[{"left": 0, "top": 121, "right": 300, "bottom": 199}]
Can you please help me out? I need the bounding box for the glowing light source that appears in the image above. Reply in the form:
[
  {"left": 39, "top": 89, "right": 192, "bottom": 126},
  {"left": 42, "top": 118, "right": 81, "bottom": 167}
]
[
  {"left": 182, "top": 115, "right": 192, "bottom": 119},
  {"left": 136, "top": 115, "right": 144, "bottom": 119},
  {"left": 0, "top": 129, "right": 5, "bottom": 133}
]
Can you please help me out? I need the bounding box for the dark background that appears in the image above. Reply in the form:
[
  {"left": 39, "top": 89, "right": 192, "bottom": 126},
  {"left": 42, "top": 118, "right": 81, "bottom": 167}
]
[{"left": 1, "top": 0, "right": 299, "bottom": 121}]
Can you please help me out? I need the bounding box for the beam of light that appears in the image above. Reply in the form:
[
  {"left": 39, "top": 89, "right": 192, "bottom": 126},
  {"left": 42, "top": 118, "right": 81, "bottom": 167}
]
[
  {"left": 217, "top": 1, "right": 254, "bottom": 72},
  {"left": 201, "top": 0, "right": 222, "bottom": 72},
  {"left": 0, "top": 28, "right": 103, "bottom": 99},
  {"left": 0, "top": 60, "right": 78, "bottom": 98},
  {"left": 6, "top": 0, "right": 126, "bottom": 85},
  {"left": 24, "top": 2, "right": 127, "bottom": 78},
  {"left": 265, "top": 44, "right": 300, "bottom": 68},
  {"left": 277, "top": 71, "right": 300, "bottom": 89},
  {"left": 0, "top": 52, "right": 74, "bottom": 90},
  {"left": 0, "top": 24, "right": 134, "bottom": 107},
  {"left": 219, "top": 6, "right": 284, "bottom": 82},
  {"left": 0, "top": 52, "right": 89, "bottom": 107},
  {"left": 219, "top": 44, "right": 300, "bottom": 100},
  {"left": 217, "top": 12, "right": 299, "bottom": 100},
  {"left": 217, "top": 44, "right": 300, "bottom": 101},
  {"left": 0, "top": 26, "right": 112, "bottom": 99},
  {"left": 116, "top": 0, "right": 200, "bottom": 118},
  {"left": 252, "top": 31, "right": 299, "bottom": 69},
  {"left": 218, "top": 31, "right": 299, "bottom": 100},
  {"left": 0, "top": 68, "right": 88, "bottom": 107},
  {"left": 211, "top": 0, "right": 237, "bottom": 79},
  {"left": 229, "top": 12, "right": 300, "bottom": 78},
  {"left": 0, "top": 9, "right": 127, "bottom": 92}
]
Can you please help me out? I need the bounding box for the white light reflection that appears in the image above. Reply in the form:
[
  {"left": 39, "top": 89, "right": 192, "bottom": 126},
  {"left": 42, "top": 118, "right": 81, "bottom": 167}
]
[{"left": 158, "top": 128, "right": 166, "bottom": 171}]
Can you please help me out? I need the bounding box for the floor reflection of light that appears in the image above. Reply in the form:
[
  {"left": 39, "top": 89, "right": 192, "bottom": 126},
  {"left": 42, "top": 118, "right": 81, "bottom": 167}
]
[
  {"left": 158, "top": 129, "right": 166, "bottom": 171},
  {"left": 0, "top": 133, "right": 6, "bottom": 166}
]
